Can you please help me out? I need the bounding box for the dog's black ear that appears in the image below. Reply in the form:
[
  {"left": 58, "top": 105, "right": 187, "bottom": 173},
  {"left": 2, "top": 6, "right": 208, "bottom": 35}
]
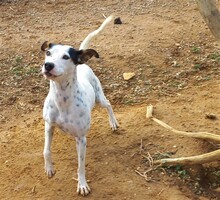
[
  {"left": 41, "top": 41, "right": 55, "bottom": 51},
  {"left": 77, "top": 49, "right": 99, "bottom": 64}
]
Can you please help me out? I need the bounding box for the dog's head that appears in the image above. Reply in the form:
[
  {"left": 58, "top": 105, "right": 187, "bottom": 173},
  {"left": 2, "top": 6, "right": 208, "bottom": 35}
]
[{"left": 41, "top": 41, "right": 99, "bottom": 80}]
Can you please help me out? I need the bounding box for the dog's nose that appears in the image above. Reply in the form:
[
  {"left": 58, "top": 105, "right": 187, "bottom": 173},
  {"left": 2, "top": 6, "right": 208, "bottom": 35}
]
[{"left": 45, "top": 62, "right": 54, "bottom": 71}]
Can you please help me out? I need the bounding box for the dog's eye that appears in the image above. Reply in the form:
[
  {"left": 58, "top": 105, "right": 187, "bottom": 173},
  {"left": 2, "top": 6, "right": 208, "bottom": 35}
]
[
  {"left": 46, "top": 51, "right": 51, "bottom": 56},
  {"left": 62, "top": 55, "right": 70, "bottom": 60}
]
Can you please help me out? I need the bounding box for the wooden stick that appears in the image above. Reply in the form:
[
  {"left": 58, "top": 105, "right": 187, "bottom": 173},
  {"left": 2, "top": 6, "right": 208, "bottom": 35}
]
[
  {"left": 146, "top": 104, "right": 220, "bottom": 165},
  {"left": 154, "top": 149, "right": 220, "bottom": 166},
  {"left": 146, "top": 105, "right": 220, "bottom": 143}
]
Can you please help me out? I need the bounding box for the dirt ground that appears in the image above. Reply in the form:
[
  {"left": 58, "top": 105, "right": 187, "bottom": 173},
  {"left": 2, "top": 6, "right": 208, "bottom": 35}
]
[{"left": 1, "top": 0, "right": 220, "bottom": 199}]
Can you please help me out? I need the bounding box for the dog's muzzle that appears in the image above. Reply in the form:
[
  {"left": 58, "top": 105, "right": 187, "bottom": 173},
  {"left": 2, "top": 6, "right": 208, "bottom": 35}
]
[
  {"left": 45, "top": 62, "right": 54, "bottom": 71},
  {"left": 43, "top": 62, "right": 55, "bottom": 77}
]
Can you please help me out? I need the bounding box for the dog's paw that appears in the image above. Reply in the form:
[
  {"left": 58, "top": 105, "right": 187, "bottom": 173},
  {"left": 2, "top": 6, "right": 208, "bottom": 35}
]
[
  {"left": 77, "top": 182, "right": 91, "bottom": 196},
  {"left": 110, "top": 120, "right": 119, "bottom": 131},
  {"left": 45, "top": 166, "right": 56, "bottom": 178}
]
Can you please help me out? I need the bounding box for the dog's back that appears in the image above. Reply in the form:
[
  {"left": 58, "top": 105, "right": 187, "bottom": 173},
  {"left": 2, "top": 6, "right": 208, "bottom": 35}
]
[{"left": 77, "top": 64, "right": 103, "bottom": 104}]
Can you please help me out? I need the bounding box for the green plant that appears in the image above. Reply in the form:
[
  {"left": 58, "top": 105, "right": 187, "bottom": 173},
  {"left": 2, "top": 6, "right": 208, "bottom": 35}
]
[
  {"left": 209, "top": 52, "right": 220, "bottom": 61},
  {"left": 15, "top": 55, "right": 23, "bottom": 63},
  {"left": 193, "top": 63, "right": 202, "bottom": 70},
  {"left": 27, "top": 67, "right": 39, "bottom": 75},
  {"left": 191, "top": 46, "right": 201, "bottom": 54},
  {"left": 10, "top": 55, "right": 39, "bottom": 77},
  {"left": 175, "top": 165, "right": 188, "bottom": 179},
  {"left": 163, "top": 165, "right": 189, "bottom": 179},
  {"left": 11, "top": 66, "right": 25, "bottom": 76}
]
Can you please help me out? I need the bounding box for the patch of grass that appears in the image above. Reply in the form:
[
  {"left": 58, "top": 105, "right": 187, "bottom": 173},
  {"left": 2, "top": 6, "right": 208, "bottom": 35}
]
[
  {"left": 11, "top": 66, "right": 25, "bottom": 76},
  {"left": 15, "top": 55, "right": 23, "bottom": 63},
  {"left": 175, "top": 165, "right": 188, "bottom": 179},
  {"left": 202, "top": 76, "right": 211, "bottom": 81},
  {"left": 208, "top": 52, "right": 220, "bottom": 61},
  {"left": 9, "top": 55, "right": 39, "bottom": 77},
  {"left": 26, "top": 67, "right": 40, "bottom": 75},
  {"left": 193, "top": 63, "right": 202, "bottom": 70},
  {"left": 163, "top": 165, "right": 189, "bottom": 179},
  {"left": 191, "top": 46, "right": 201, "bottom": 54}
]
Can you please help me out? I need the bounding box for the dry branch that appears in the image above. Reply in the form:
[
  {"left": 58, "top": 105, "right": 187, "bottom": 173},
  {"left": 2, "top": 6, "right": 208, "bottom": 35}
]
[
  {"left": 146, "top": 105, "right": 220, "bottom": 166},
  {"left": 146, "top": 105, "right": 220, "bottom": 143},
  {"left": 154, "top": 149, "right": 220, "bottom": 165}
]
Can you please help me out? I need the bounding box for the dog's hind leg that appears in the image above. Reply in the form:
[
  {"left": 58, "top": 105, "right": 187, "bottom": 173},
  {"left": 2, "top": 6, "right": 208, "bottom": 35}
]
[
  {"left": 99, "top": 97, "right": 119, "bottom": 130},
  {"left": 93, "top": 77, "right": 119, "bottom": 130},
  {"left": 43, "top": 121, "right": 56, "bottom": 178}
]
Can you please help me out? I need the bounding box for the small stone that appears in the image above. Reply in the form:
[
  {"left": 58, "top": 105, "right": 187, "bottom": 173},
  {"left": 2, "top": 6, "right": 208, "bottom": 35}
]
[
  {"left": 123, "top": 72, "right": 135, "bottom": 80},
  {"left": 205, "top": 113, "right": 217, "bottom": 120}
]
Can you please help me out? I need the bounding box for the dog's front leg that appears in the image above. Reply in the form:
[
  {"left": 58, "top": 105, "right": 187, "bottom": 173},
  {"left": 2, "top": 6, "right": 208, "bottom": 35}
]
[
  {"left": 43, "top": 121, "right": 55, "bottom": 178},
  {"left": 75, "top": 136, "right": 91, "bottom": 196}
]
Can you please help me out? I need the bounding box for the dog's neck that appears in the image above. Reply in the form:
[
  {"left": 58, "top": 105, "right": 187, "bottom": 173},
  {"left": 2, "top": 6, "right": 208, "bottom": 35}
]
[{"left": 49, "top": 73, "right": 78, "bottom": 107}]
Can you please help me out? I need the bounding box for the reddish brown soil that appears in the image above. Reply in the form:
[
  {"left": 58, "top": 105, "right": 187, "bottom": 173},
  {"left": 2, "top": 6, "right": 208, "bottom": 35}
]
[{"left": 1, "top": 0, "right": 220, "bottom": 199}]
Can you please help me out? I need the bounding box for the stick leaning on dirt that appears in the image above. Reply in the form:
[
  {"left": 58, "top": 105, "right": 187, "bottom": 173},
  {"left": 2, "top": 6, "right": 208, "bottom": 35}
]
[{"left": 146, "top": 105, "right": 220, "bottom": 166}]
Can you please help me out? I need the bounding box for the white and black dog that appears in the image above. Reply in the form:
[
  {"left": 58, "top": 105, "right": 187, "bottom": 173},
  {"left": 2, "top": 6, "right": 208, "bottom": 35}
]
[{"left": 41, "top": 16, "right": 118, "bottom": 196}]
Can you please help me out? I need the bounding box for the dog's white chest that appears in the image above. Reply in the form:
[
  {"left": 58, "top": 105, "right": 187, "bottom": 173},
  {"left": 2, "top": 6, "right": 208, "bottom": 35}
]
[
  {"left": 43, "top": 88, "right": 93, "bottom": 137},
  {"left": 57, "top": 110, "right": 91, "bottom": 136}
]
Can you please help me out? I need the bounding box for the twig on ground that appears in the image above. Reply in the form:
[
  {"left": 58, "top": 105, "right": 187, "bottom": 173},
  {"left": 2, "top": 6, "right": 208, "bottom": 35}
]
[
  {"left": 154, "top": 149, "right": 220, "bottom": 165},
  {"left": 72, "top": 177, "right": 78, "bottom": 181},
  {"left": 135, "top": 168, "right": 153, "bottom": 182},
  {"left": 157, "top": 188, "right": 166, "bottom": 196},
  {"left": 142, "top": 152, "right": 154, "bottom": 167},
  {"left": 146, "top": 104, "right": 220, "bottom": 166},
  {"left": 31, "top": 185, "right": 36, "bottom": 193},
  {"left": 146, "top": 105, "right": 220, "bottom": 143},
  {"left": 140, "top": 139, "right": 144, "bottom": 153}
]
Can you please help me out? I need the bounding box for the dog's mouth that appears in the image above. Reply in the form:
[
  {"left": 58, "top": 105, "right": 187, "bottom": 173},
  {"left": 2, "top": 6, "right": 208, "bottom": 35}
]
[
  {"left": 43, "top": 72, "right": 61, "bottom": 79},
  {"left": 43, "top": 72, "right": 54, "bottom": 79},
  {"left": 44, "top": 72, "right": 52, "bottom": 77}
]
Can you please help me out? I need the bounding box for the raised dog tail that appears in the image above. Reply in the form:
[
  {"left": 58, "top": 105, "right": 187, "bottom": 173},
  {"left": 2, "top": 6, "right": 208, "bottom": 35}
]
[{"left": 79, "top": 15, "right": 113, "bottom": 50}]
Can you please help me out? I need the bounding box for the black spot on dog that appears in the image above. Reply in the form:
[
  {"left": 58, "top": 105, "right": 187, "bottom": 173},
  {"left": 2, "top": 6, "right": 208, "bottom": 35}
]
[
  {"left": 79, "top": 112, "right": 84, "bottom": 117},
  {"left": 68, "top": 48, "right": 78, "bottom": 64},
  {"left": 80, "top": 156, "right": 84, "bottom": 161},
  {"left": 63, "top": 96, "right": 69, "bottom": 102},
  {"left": 76, "top": 97, "right": 84, "bottom": 104},
  {"left": 86, "top": 118, "right": 90, "bottom": 125},
  {"left": 65, "top": 82, "right": 70, "bottom": 89}
]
